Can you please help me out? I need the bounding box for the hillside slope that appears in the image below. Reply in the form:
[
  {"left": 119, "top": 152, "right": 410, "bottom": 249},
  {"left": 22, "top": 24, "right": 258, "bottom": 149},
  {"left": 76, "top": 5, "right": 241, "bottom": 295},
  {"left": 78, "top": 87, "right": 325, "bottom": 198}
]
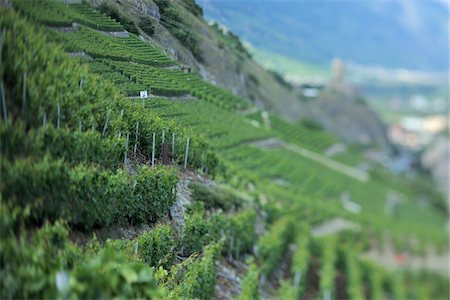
[{"left": 107, "top": 0, "right": 390, "bottom": 150}]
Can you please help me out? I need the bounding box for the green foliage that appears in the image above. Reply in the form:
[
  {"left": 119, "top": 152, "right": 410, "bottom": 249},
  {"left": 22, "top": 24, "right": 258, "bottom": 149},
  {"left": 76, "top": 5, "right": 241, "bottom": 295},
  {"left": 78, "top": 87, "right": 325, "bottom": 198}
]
[
  {"left": 138, "top": 225, "right": 175, "bottom": 268},
  {"left": 0, "top": 122, "right": 125, "bottom": 170},
  {"left": 300, "top": 118, "right": 324, "bottom": 131},
  {"left": 343, "top": 249, "right": 365, "bottom": 300},
  {"left": 257, "top": 217, "right": 294, "bottom": 276},
  {"left": 237, "top": 258, "right": 259, "bottom": 300},
  {"left": 291, "top": 224, "right": 310, "bottom": 276},
  {"left": 157, "top": 2, "right": 203, "bottom": 62},
  {"left": 182, "top": 0, "right": 204, "bottom": 17},
  {"left": 53, "top": 27, "right": 174, "bottom": 66},
  {"left": 189, "top": 181, "right": 242, "bottom": 211},
  {"left": 68, "top": 248, "right": 167, "bottom": 299},
  {"left": 1, "top": 219, "right": 80, "bottom": 299},
  {"left": 181, "top": 202, "right": 257, "bottom": 258},
  {"left": 361, "top": 261, "right": 384, "bottom": 300},
  {"left": 3, "top": 3, "right": 450, "bottom": 299},
  {"left": 318, "top": 237, "right": 337, "bottom": 298},
  {"left": 181, "top": 202, "right": 212, "bottom": 255},
  {"left": 210, "top": 22, "right": 252, "bottom": 59},
  {"left": 98, "top": 2, "right": 139, "bottom": 34},
  {"left": 169, "top": 242, "right": 222, "bottom": 300},
  {"left": 139, "top": 16, "right": 155, "bottom": 36},
  {"left": 277, "top": 280, "right": 297, "bottom": 300},
  {"left": 0, "top": 8, "right": 216, "bottom": 173},
  {"left": 1, "top": 213, "right": 167, "bottom": 299},
  {"left": 13, "top": 0, "right": 125, "bottom": 31},
  {"left": 226, "top": 210, "right": 257, "bottom": 257},
  {"left": 390, "top": 273, "right": 407, "bottom": 300},
  {"left": 291, "top": 224, "right": 310, "bottom": 297},
  {"left": 1, "top": 157, "right": 178, "bottom": 228}
]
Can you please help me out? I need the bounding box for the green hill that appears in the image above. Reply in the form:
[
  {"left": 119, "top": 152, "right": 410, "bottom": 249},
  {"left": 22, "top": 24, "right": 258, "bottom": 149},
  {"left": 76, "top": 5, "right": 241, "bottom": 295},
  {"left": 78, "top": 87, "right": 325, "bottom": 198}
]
[{"left": 1, "top": 1, "right": 448, "bottom": 299}]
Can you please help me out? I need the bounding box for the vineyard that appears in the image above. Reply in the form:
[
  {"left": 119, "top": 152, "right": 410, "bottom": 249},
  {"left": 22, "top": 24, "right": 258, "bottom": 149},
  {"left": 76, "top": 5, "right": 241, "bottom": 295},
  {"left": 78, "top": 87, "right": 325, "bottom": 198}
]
[{"left": 0, "top": 1, "right": 448, "bottom": 299}]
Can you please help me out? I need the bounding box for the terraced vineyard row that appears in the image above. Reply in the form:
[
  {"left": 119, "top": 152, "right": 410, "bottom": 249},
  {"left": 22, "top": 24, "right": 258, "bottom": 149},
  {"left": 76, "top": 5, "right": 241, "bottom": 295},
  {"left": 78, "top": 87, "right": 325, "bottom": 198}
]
[
  {"left": 14, "top": 0, "right": 124, "bottom": 31},
  {"left": 51, "top": 27, "right": 174, "bottom": 66}
]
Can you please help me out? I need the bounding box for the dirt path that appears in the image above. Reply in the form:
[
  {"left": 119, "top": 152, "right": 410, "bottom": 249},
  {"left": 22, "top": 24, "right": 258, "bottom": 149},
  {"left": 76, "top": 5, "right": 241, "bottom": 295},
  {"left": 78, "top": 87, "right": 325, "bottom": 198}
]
[
  {"left": 248, "top": 137, "right": 369, "bottom": 182},
  {"left": 311, "top": 218, "right": 360, "bottom": 237},
  {"left": 362, "top": 241, "right": 449, "bottom": 276},
  {"left": 284, "top": 143, "right": 369, "bottom": 182}
]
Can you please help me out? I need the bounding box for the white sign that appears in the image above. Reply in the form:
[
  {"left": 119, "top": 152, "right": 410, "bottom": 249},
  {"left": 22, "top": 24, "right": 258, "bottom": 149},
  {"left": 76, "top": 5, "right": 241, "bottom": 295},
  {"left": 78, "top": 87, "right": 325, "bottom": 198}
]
[{"left": 140, "top": 90, "right": 148, "bottom": 99}]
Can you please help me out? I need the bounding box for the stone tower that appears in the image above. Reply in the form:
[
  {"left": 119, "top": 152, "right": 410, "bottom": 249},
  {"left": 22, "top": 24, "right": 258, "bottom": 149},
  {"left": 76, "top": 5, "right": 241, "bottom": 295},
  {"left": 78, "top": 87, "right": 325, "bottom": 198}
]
[{"left": 332, "top": 58, "right": 345, "bottom": 84}]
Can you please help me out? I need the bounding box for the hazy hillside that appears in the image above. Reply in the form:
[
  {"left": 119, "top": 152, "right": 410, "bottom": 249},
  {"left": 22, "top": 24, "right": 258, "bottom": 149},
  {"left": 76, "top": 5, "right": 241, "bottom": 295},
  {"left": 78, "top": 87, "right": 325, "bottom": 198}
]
[{"left": 202, "top": 0, "right": 449, "bottom": 72}]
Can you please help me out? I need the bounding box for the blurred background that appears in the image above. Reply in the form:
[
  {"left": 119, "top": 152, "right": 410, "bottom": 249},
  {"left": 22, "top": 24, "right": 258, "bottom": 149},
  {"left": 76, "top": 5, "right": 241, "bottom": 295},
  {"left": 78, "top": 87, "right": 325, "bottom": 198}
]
[{"left": 200, "top": 0, "right": 449, "bottom": 196}]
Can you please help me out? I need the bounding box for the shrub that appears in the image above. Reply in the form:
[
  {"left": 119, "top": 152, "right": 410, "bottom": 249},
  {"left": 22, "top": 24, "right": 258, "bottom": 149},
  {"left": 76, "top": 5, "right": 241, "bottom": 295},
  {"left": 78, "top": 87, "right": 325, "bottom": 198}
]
[
  {"left": 227, "top": 210, "right": 257, "bottom": 258},
  {"left": 189, "top": 181, "right": 242, "bottom": 211},
  {"left": 291, "top": 223, "right": 311, "bottom": 295},
  {"left": 300, "top": 118, "right": 324, "bottom": 131},
  {"left": 98, "top": 2, "right": 139, "bottom": 34},
  {"left": 237, "top": 258, "right": 259, "bottom": 300},
  {"left": 137, "top": 225, "right": 175, "bottom": 268},
  {"left": 257, "top": 217, "right": 294, "bottom": 275},
  {"left": 180, "top": 202, "right": 212, "bottom": 255},
  {"left": 170, "top": 242, "right": 222, "bottom": 300},
  {"left": 0, "top": 158, "right": 178, "bottom": 228},
  {"left": 139, "top": 17, "right": 155, "bottom": 36},
  {"left": 319, "top": 237, "right": 337, "bottom": 299}
]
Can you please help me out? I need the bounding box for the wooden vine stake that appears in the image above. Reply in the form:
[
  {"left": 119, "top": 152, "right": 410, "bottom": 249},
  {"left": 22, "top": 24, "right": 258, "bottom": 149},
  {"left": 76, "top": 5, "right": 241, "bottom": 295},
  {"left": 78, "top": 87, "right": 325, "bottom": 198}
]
[
  {"left": 201, "top": 152, "right": 205, "bottom": 174},
  {"left": 42, "top": 112, "right": 47, "bottom": 127},
  {"left": 236, "top": 240, "right": 241, "bottom": 260},
  {"left": 151, "top": 132, "right": 156, "bottom": 168},
  {"left": 102, "top": 110, "right": 110, "bottom": 136},
  {"left": 124, "top": 132, "right": 129, "bottom": 164},
  {"left": 184, "top": 137, "right": 190, "bottom": 170},
  {"left": 57, "top": 104, "right": 61, "bottom": 129},
  {"left": 293, "top": 271, "right": 302, "bottom": 288},
  {"left": 134, "top": 122, "right": 139, "bottom": 159},
  {"left": 1, "top": 82, "right": 7, "bottom": 121},
  {"left": 22, "top": 72, "right": 26, "bottom": 117},
  {"left": 228, "top": 237, "right": 234, "bottom": 260},
  {"left": 0, "top": 29, "right": 5, "bottom": 64},
  {"left": 172, "top": 132, "right": 175, "bottom": 163},
  {"left": 118, "top": 109, "right": 124, "bottom": 138},
  {"left": 78, "top": 119, "right": 82, "bottom": 132}
]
